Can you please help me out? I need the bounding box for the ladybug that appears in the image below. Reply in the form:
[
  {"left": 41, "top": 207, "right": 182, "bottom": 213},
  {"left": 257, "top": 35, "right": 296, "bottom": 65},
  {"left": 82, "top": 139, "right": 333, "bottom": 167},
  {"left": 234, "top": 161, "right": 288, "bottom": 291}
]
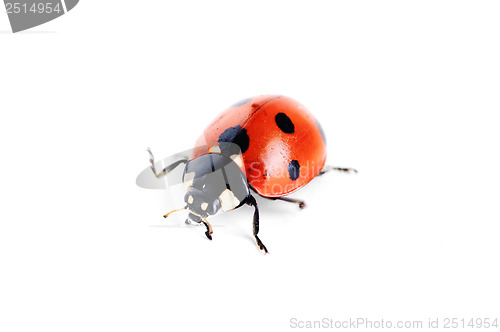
[{"left": 148, "top": 95, "right": 356, "bottom": 253}]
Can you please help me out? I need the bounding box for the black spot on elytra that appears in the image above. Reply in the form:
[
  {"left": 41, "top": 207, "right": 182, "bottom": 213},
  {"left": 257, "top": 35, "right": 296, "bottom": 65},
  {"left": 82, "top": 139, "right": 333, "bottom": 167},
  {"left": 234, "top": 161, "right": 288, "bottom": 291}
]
[
  {"left": 275, "top": 113, "right": 295, "bottom": 134},
  {"left": 315, "top": 118, "right": 326, "bottom": 144},
  {"left": 288, "top": 160, "right": 300, "bottom": 181},
  {"left": 218, "top": 125, "right": 250, "bottom": 155},
  {"left": 230, "top": 98, "right": 252, "bottom": 108}
]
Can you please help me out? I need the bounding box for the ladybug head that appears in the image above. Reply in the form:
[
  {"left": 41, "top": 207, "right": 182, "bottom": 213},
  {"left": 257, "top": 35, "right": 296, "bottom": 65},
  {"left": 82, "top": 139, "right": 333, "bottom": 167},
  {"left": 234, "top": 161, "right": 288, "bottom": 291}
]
[{"left": 183, "top": 187, "right": 221, "bottom": 222}]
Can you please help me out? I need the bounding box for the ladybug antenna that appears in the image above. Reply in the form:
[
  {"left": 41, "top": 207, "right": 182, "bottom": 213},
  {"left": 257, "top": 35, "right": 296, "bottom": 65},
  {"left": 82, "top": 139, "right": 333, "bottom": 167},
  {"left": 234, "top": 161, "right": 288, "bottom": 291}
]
[{"left": 163, "top": 206, "right": 187, "bottom": 218}]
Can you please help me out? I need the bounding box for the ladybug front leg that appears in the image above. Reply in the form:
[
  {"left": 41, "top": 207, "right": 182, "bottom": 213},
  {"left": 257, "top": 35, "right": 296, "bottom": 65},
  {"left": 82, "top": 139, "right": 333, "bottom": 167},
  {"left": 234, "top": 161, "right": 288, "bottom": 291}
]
[
  {"left": 201, "top": 219, "right": 213, "bottom": 240},
  {"left": 246, "top": 195, "right": 268, "bottom": 254},
  {"left": 147, "top": 147, "right": 188, "bottom": 178}
]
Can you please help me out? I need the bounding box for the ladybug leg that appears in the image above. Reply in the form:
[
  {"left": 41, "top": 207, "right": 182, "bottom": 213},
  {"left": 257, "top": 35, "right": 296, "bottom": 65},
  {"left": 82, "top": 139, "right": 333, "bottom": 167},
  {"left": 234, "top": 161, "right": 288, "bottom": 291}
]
[
  {"left": 246, "top": 195, "right": 269, "bottom": 254},
  {"left": 200, "top": 219, "right": 213, "bottom": 240},
  {"left": 147, "top": 147, "right": 188, "bottom": 178},
  {"left": 185, "top": 219, "right": 203, "bottom": 225},
  {"left": 271, "top": 197, "right": 306, "bottom": 209},
  {"left": 250, "top": 187, "right": 305, "bottom": 209},
  {"left": 318, "top": 165, "right": 358, "bottom": 176}
]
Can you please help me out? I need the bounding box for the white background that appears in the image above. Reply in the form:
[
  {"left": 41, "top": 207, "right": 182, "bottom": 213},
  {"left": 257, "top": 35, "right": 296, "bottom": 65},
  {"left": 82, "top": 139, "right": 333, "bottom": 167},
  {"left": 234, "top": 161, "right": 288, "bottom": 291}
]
[{"left": 1, "top": 1, "right": 499, "bottom": 331}]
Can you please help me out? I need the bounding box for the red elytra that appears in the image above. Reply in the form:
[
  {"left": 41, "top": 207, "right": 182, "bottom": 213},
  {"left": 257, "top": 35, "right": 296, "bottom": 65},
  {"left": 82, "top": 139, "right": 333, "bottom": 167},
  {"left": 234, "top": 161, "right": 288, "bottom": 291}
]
[{"left": 193, "top": 95, "right": 327, "bottom": 197}]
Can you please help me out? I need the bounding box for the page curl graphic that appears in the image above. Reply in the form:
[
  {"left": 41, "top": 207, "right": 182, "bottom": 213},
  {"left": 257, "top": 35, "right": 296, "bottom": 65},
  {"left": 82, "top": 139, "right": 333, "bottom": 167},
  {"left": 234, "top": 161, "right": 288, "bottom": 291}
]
[{"left": 4, "top": 0, "right": 78, "bottom": 33}]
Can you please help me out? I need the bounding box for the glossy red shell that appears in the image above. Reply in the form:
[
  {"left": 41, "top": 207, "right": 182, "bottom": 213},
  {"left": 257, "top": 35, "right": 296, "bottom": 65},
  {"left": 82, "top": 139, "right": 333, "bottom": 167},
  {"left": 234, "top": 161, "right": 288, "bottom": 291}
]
[{"left": 193, "top": 95, "right": 327, "bottom": 198}]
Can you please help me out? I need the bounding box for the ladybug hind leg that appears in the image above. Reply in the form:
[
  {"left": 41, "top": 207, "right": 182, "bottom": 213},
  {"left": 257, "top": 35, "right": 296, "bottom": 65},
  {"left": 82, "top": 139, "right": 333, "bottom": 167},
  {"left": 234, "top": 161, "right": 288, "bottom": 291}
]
[
  {"left": 246, "top": 195, "right": 268, "bottom": 254},
  {"left": 251, "top": 186, "right": 306, "bottom": 209},
  {"left": 260, "top": 196, "right": 306, "bottom": 209},
  {"left": 318, "top": 165, "right": 358, "bottom": 176},
  {"left": 270, "top": 196, "right": 306, "bottom": 209}
]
